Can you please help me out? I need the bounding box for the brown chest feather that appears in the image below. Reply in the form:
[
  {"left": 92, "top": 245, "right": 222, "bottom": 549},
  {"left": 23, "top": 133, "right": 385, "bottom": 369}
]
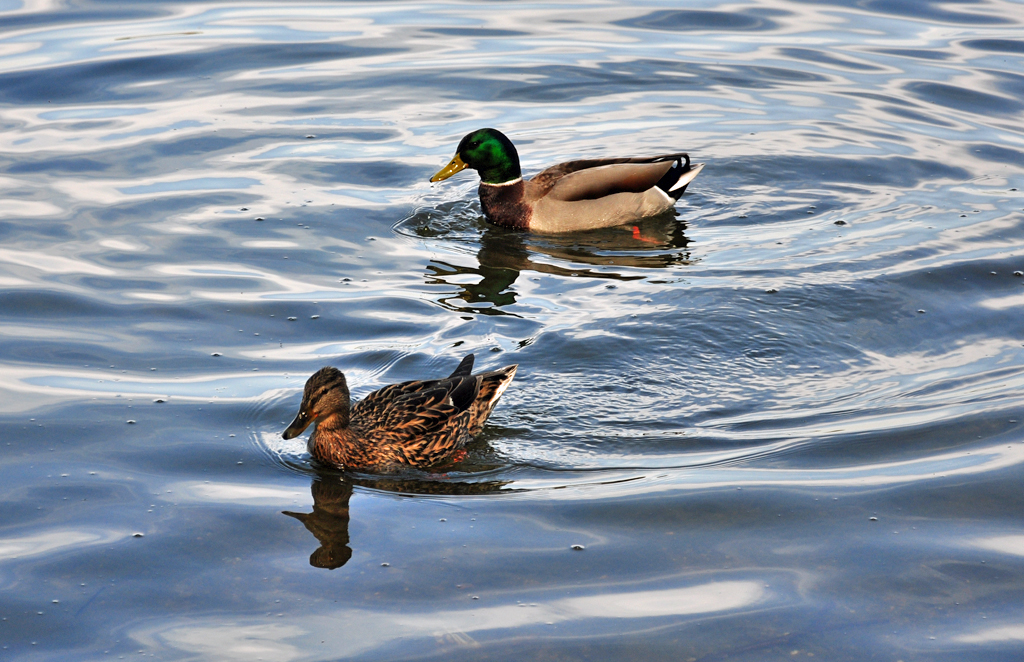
[{"left": 479, "top": 180, "right": 531, "bottom": 230}]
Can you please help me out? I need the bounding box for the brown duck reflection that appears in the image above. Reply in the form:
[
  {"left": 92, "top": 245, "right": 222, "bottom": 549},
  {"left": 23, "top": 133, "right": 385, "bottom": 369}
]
[
  {"left": 423, "top": 213, "right": 694, "bottom": 315},
  {"left": 284, "top": 471, "right": 511, "bottom": 570},
  {"left": 284, "top": 477, "right": 355, "bottom": 569}
]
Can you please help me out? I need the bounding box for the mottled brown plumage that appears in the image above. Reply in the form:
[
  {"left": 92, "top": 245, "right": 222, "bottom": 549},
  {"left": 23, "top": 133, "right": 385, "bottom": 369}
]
[{"left": 282, "top": 355, "right": 517, "bottom": 470}]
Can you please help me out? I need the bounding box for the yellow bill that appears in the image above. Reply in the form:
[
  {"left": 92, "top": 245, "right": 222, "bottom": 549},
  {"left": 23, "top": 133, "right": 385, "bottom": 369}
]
[{"left": 430, "top": 153, "right": 468, "bottom": 182}]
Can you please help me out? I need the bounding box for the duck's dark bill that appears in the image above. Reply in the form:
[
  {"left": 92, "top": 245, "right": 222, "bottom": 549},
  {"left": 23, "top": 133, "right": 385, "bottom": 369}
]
[
  {"left": 282, "top": 410, "right": 311, "bottom": 439},
  {"left": 430, "top": 154, "right": 467, "bottom": 182}
]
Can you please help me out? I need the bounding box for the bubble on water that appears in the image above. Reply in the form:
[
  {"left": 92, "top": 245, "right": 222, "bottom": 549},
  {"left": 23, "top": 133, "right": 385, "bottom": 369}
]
[
  {"left": 126, "top": 420, "right": 136, "bottom": 424},
  {"left": 288, "top": 317, "right": 297, "bottom": 321},
  {"left": 571, "top": 544, "right": 585, "bottom": 551},
  {"left": 869, "top": 517, "right": 878, "bottom": 521}
]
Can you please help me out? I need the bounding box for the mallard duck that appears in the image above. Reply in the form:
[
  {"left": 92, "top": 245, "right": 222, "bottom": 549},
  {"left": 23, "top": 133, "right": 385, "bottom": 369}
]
[
  {"left": 430, "top": 128, "right": 704, "bottom": 233},
  {"left": 282, "top": 354, "right": 517, "bottom": 470}
]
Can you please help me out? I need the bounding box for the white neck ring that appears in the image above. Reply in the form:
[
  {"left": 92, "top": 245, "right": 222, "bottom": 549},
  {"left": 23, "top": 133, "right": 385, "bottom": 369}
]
[{"left": 482, "top": 177, "right": 522, "bottom": 187}]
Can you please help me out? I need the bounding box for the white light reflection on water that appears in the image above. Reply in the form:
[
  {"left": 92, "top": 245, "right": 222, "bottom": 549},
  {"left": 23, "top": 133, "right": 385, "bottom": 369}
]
[
  {"left": 17, "top": 369, "right": 285, "bottom": 396},
  {"left": 135, "top": 579, "right": 768, "bottom": 660},
  {"left": 166, "top": 481, "right": 310, "bottom": 507},
  {"left": 142, "top": 623, "right": 307, "bottom": 662},
  {"left": 980, "top": 292, "right": 1024, "bottom": 311},
  {"left": 972, "top": 535, "right": 1024, "bottom": 558},
  {"left": 0, "top": 248, "right": 116, "bottom": 275},
  {"left": 0, "top": 528, "right": 127, "bottom": 561},
  {"left": 153, "top": 263, "right": 368, "bottom": 301},
  {"left": 506, "top": 441, "right": 1024, "bottom": 496},
  {"left": 957, "top": 624, "right": 1024, "bottom": 644}
]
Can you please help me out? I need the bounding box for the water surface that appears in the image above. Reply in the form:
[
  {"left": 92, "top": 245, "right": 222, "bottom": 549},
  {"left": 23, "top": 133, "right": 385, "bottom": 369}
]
[{"left": 1, "top": 0, "right": 1024, "bottom": 660}]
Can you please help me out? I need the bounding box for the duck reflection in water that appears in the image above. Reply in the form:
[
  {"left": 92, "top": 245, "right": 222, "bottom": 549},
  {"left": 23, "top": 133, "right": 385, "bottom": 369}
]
[
  {"left": 283, "top": 477, "right": 355, "bottom": 569},
  {"left": 419, "top": 212, "right": 694, "bottom": 315},
  {"left": 284, "top": 472, "right": 511, "bottom": 570}
]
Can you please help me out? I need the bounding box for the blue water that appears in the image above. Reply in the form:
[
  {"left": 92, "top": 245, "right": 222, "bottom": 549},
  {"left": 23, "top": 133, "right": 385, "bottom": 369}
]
[{"left": 2, "top": 0, "right": 1024, "bottom": 659}]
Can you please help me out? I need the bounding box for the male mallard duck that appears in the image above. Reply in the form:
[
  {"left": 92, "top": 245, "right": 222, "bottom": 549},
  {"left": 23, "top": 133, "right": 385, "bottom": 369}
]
[
  {"left": 282, "top": 354, "right": 517, "bottom": 470},
  {"left": 430, "top": 128, "right": 704, "bottom": 233}
]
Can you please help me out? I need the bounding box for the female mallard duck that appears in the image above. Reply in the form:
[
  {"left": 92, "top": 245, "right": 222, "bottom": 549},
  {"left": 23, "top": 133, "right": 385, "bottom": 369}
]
[
  {"left": 282, "top": 354, "right": 517, "bottom": 470},
  {"left": 430, "top": 128, "right": 704, "bottom": 233}
]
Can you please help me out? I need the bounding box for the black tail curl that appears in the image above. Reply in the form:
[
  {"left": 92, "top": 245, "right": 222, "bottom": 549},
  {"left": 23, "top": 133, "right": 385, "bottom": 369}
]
[{"left": 655, "top": 153, "right": 693, "bottom": 201}]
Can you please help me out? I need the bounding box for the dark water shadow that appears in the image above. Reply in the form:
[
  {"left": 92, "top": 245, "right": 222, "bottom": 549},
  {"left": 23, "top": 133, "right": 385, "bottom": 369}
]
[
  {"left": 615, "top": 9, "right": 783, "bottom": 33},
  {"left": 397, "top": 204, "right": 695, "bottom": 315},
  {"left": 788, "top": 0, "right": 1013, "bottom": 26},
  {"left": 904, "top": 81, "right": 1022, "bottom": 116},
  {"left": 284, "top": 469, "right": 512, "bottom": 570},
  {"left": 0, "top": 41, "right": 400, "bottom": 105}
]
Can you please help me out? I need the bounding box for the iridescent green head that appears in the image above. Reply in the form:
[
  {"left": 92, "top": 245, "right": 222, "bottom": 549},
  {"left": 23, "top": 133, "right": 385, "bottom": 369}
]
[{"left": 430, "top": 128, "right": 522, "bottom": 185}]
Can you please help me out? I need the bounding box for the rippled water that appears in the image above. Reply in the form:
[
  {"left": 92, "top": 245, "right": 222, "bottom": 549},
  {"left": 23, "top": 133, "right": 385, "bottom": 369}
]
[{"left": 2, "top": 0, "right": 1024, "bottom": 659}]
